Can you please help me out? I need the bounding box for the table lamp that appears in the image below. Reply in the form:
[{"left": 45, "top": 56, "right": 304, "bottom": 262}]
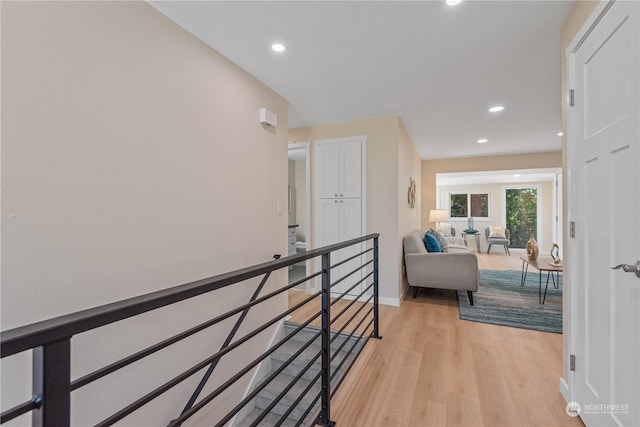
[{"left": 429, "top": 209, "right": 448, "bottom": 227}]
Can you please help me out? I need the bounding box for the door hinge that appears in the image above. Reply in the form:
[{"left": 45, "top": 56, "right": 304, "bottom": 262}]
[
  {"left": 569, "top": 89, "right": 575, "bottom": 107},
  {"left": 570, "top": 221, "right": 576, "bottom": 238},
  {"left": 570, "top": 354, "right": 576, "bottom": 371}
]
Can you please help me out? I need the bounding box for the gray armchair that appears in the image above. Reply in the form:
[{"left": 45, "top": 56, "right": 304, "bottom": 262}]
[{"left": 484, "top": 227, "right": 511, "bottom": 255}]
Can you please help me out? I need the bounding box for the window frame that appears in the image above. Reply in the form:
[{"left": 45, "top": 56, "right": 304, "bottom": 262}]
[{"left": 447, "top": 191, "right": 492, "bottom": 221}]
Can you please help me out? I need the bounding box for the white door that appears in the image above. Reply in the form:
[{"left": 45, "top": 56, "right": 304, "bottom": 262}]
[
  {"left": 315, "top": 198, "right": 363, "bottom": 296},
  {"left": 571, "top": 1, "right": 639, "bottom": 425},
  {"left": 314, "top": 139, "right": 362, "bottom": 199},
  {"left": 335, "top": 199, "right": 363, "bottom": 296},
  {"left": 315, "top": 142, "right": 342, "bottom": 199},
  {"left": 340, "top": 140, "right": 362, "bottom": 198}
]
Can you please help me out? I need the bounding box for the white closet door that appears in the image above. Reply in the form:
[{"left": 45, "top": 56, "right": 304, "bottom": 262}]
[
  {"left": 314, "top": 136, "right": 366, "bottom": 298},
  {"left": 315, "top": 199, "right": 341, "bottom": 246},
  {"left": 333, "top": 199, "right": 363, "bottom": 296},
  {"left": 315, "top": 143, "right": 341, "bottom": 199},
  {"left": 340, "top": 140, "right": 362, "bottom": 198}
]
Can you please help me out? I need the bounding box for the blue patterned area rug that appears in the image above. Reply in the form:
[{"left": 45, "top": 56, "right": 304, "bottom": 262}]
[{"left": 457, "top": 269, "right": 562, "bottom": 333}]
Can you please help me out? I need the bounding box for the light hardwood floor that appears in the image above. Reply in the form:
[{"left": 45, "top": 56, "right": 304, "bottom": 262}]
[{"left": 288, "top": 252, "right": 581, "bottom": 427}]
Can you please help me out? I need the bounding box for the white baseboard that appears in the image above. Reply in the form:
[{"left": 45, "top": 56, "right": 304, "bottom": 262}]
[
  {"left": 329, "top": 293, "right": 401, "bottom": 307},
  {"left": 559, "top": 377, "right": 571, "bottom": 403},
  {"left": 378, "top": 295, "right": 401, "bottom": 307}
]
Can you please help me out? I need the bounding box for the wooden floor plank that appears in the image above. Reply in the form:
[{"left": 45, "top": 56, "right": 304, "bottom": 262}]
[{"left": 297, "top": 253, "right": 585, "bottom": 427}]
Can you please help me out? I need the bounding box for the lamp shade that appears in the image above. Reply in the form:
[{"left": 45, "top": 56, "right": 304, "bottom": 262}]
[{"left": 429, "top": 209, "right": 448, "bottom": 223}]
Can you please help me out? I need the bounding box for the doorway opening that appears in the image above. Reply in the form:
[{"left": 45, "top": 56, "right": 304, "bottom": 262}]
[{"left": 287, "top": 142, "right": 311, "bottom": 290}]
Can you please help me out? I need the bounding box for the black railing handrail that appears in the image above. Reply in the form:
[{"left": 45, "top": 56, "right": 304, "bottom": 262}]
[
  {"left": 0, "top": 233, "right": 379, "bottom": 357},
  {"left": 2, "top": 233, "right": 381, "bottom": 427}
]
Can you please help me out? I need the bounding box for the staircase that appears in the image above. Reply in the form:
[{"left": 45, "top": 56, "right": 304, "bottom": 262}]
[{"left": 234, "top": 321, "right": 366, "bottom": 427}]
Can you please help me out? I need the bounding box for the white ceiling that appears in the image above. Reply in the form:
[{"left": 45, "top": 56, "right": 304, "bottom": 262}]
[{"left": 149, "top": 0, "right": 572, "bottom": 160}]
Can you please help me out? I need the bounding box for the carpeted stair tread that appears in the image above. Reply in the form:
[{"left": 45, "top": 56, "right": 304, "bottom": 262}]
[
  {"left": 233, "top": 323, "right": 368, "bottom": 426},
  {"left": 234, "top": 408, "right": 299, "bottom": 427},
  {"left": 254, "top": 371, "right": 321, "bottom": 419},
  {"left": 270, "top": 338, "right": 358, "bottom": 381},
  {"left": 283, "top": 322, "right": 352, "bottom": 347}
]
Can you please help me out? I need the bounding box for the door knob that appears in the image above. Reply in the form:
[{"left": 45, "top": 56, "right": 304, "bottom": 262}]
[{"left": 611, "top": 261, "right": 640, "bottom": 278}]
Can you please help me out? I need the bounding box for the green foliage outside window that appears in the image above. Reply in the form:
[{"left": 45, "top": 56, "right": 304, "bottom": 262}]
[
  {"left": 505, "top": 188, "right": 538, "bottom": 249},
  {"left": 470, "top": 194, "right": 489, "bottom": 217},
  {"left": 450, "top": 194, "right": 468, "bottom": 217},
  {"left": 450, "top": 193, "right": 489, "bottom": 218}
]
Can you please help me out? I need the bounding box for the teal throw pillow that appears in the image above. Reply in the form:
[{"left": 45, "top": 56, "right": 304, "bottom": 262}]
[
  {"left": 427, "top": 228, "right": 449, "bottom": 252},
  {"left": 423, "top": 233, "right": 442, "bottom": 253}
]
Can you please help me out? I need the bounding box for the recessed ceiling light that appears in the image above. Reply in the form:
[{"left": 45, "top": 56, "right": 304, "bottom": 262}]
[
  {"left": 446, "top": 0, "right": 463, "bottom": 5},
  {"left": 514, "top": 174, "right": 521, "bottom": 177},
  {"left": 477, "top": 139, "right": 488, "bottom": 143},
  {"left": 271, "top": 43, "right": 286, "bottom": 53},
  {"left": 557, "top": 132, "right": 563, "bottom": 136},
  {"left": 488, "top": 106, "right": 504, "bottom": 113}
]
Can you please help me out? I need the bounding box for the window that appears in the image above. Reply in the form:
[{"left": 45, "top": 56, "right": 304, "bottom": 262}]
[
  {"left": 449, "top": 192, "right": 489, "bottom": 218},
  {"left": 503, "top": 185, "right": 542, "bottom": 249}
]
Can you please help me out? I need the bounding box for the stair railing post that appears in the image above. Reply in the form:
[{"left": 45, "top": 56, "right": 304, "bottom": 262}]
[
  {"left": 372, "top": 236, "right": 382, "bottom": 339},
  {"left": 33, "top": 338, "right": 71, "bottom": 427},
  {"left": 318, "top": 251, "right": 336, "bottom": 427}
]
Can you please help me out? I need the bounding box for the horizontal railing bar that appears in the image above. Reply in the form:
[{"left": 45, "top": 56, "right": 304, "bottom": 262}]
[
  {"left": 215, "top": 270, "right": 375, "bottom": 427},
  {"left": 328, "top": 312, "right": 373, "bottom": 396},
  {"left": 0, "top": 396, "right": 41, "bottom": 424},
  {"left": 276, "top": 367, "right": 322, "bottom": 427},
  {"left": 71, "top": 272, "right": 320, "bottom": 390},
  {"left": 298, "top": 388, "right": 323, "bottom": 427},
  {"left": 252, "top": 345, "right": 323, "bottom": 427},
  {"left": 330, "top": 247, "right": 373, "bottom": 270},
  {"left": 288, "top": 270, "right": 323, "bottom": 290},
  {"left": 1, "top": 234, "right": 378, "bottom": 358},
  {"left": 329, "top": 272, "right": 373, "bottom": 310},
  {"left": 330, "top": 298, "right": 373, "bottom": 350},
  {"left": 95, "top": 292, "right": 321, "bottom": 427},
  {"left": 330, "top": 259, "right": 373, "bottom": 288},
  {"left": 214, "top": 329, "right": 323, "bottom": 427},
  {"left": 176, "top": 315, "right": 322, "bottom": 427},
  {"left": 228, "top": 306, "right": 375, "bottom": 427},
  {"left": 331, "top": 283, "right": 373, "bottom": 325},
  {"left": 331, "top": 294, "right": 373, "bottom": 333},
  {"left": 331, "top": 310, "right": 373, "bottom": 366},
  {"left": 332, "top": 320, "right": 373, "bottom": 380},
  {"left": 330, "top": 321, "right": 374, "bottom": 399},
  {"left": 297, "top": 309, "right": 374, "bottom": 427}
]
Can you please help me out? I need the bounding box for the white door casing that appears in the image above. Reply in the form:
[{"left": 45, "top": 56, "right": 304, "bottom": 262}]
[{"left": 568, "top": 1, "right": 640, "bottom": 426}]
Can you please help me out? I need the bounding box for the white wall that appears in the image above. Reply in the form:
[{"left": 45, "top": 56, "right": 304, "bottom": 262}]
[
  {"left": 1, "top": 2, "right": 288, "bottom": 425},
  {"left": 437, "top": 181, "right": 554, "bottom": 251},
  {"left": 289, "top": 116, "right": 422, "bottom": 306},
  {"left": 397, "top": 120, "right": 422, "bottom": 297}
]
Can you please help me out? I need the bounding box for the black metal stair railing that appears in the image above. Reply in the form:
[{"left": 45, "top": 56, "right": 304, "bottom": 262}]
[{"left": 0, "top": 233, "right": 381, "bottom": 427}]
